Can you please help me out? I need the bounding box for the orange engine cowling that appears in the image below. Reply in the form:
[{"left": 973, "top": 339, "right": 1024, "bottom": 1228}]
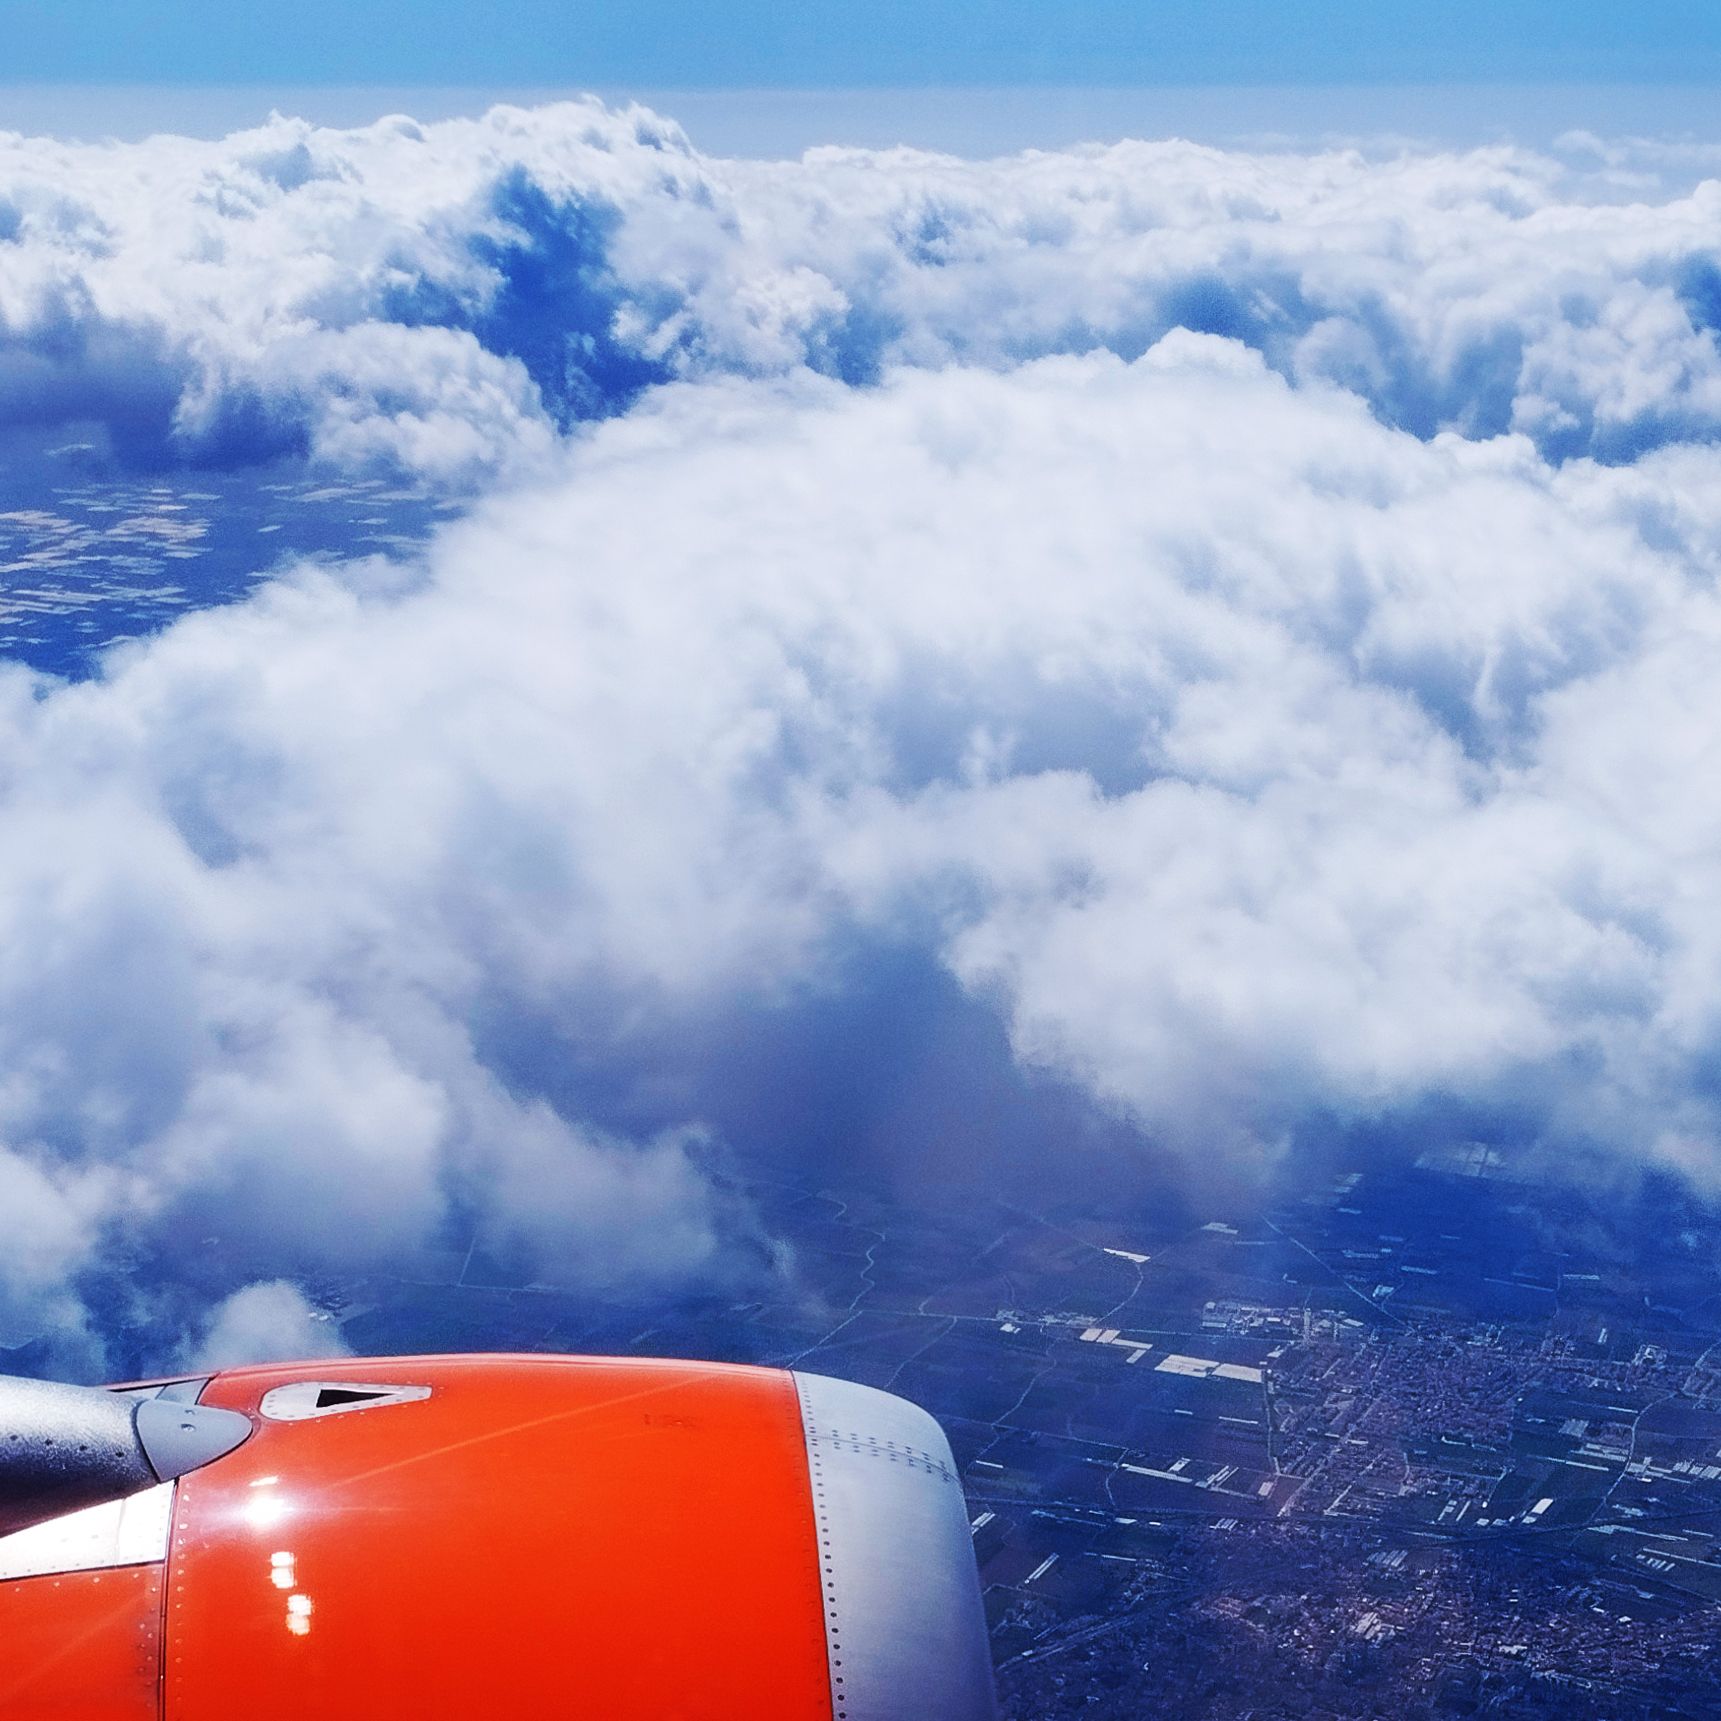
[{"left": 0, "top": 1354, "right": 997, "bottom": 1721}]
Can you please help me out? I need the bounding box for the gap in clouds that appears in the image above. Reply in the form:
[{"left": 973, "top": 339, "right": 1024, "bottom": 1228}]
[{"left": 0, "top": 426, "right": 447, "bottom": 678}]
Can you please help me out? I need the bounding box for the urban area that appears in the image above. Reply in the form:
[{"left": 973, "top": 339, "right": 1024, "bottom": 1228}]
[{"left": 176, "top": 1143, "right": 1721, "bottom": 1720}]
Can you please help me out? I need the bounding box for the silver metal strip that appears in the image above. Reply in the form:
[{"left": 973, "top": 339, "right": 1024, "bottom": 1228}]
[
  {"left": 0, "top": 1481, "right": 175, "bottom": 1582},
  {"left": 793, "top": 1371, "right": 997, "bottom": 1721}
]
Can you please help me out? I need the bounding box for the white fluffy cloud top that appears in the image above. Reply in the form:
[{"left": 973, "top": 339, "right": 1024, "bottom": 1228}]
[
  {"left": 5, "top": 103, "right": 1721, "bottom": 1369},
  {"left": 4, "top": 103, "right": 1721, "bottom": 479}
]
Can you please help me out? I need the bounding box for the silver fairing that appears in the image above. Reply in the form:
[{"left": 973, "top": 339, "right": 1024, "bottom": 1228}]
[
  {"left": 793, "top": 1371, "right": 998, "bottom": 1721},
  {"left": 0, "top": 1372, "right": 251, "bottom": 1537}
]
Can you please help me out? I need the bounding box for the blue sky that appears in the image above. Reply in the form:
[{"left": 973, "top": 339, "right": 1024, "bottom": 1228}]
[{"left": 4, "top": 0, "right": 1719, "bottom": 87}]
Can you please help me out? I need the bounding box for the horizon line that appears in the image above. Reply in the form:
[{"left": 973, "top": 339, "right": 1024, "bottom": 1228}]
[{"left": 4, "top": 82, "right": 1721, "bottom": 157}]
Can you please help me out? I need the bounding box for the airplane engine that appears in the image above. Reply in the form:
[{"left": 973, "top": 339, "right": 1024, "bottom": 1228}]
[{"left": 0, "top": 1354, "right": 998, "bottom": 1720}]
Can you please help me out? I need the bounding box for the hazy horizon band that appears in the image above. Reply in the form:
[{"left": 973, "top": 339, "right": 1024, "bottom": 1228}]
[{"left": 2, "top": 81, "right": 1721, "bottom": 155}]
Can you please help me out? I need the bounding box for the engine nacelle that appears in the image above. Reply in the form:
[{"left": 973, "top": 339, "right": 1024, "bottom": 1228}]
[{"left": 0, "top": 1354, "right": 997, "bottom": 1721}]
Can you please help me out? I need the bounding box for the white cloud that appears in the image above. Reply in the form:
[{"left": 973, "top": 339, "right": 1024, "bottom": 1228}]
[
  {"left": 0, "top": 1145, "right": 119, "bottom": 1372},
  {"left": 2, "top": 104, "right": 1721, "bottom": 482},
  {"left": 190, "top": 1280, "right": 351, "bottom": 1371},
  {"left": 5, "top": 105, "right": 1721, "bottom": 1366},
  {"left": 6, "top": 338, "right": 1721, "bottom": 1330}
]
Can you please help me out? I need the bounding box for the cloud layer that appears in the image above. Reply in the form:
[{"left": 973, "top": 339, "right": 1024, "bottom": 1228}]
[
  {"left": 6, "top": 104, "right": 1721, "bottom": 484},
  {"left": 6, "top": 104, "right": 1721, "bottom": 1371}
]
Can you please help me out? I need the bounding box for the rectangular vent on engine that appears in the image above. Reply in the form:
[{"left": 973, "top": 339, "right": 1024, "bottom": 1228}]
[{"left": 259, "top": 1381, "right": 433, "bottom": 1421}]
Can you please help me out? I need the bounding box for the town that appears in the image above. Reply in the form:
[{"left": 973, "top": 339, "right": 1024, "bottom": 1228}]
[{"left": 249, "top": 1142, "right": 1721, "bottom": 1719}]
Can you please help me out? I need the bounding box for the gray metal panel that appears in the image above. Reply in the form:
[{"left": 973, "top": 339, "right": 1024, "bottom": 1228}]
[
  {"left": 793, "top": 1371, "right": 998, "bottom": 1721},
  {"left": 157, "top": 1378, "right": 211, "bottom": 1405},
  {"left": 110, "top": 1377, "right": 210, "bottom": 1405},
  {"left": 133, "top": 1398, "right": 252, "bottom": 1480}
]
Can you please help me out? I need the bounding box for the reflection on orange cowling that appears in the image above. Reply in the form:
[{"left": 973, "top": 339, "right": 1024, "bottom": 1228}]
[
  {"left": 165, "top": 1355, "right": 832, "bottom": 1721},
  {"left": 0, "top": 1563, "right": 164, "bottom": 1721}
]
